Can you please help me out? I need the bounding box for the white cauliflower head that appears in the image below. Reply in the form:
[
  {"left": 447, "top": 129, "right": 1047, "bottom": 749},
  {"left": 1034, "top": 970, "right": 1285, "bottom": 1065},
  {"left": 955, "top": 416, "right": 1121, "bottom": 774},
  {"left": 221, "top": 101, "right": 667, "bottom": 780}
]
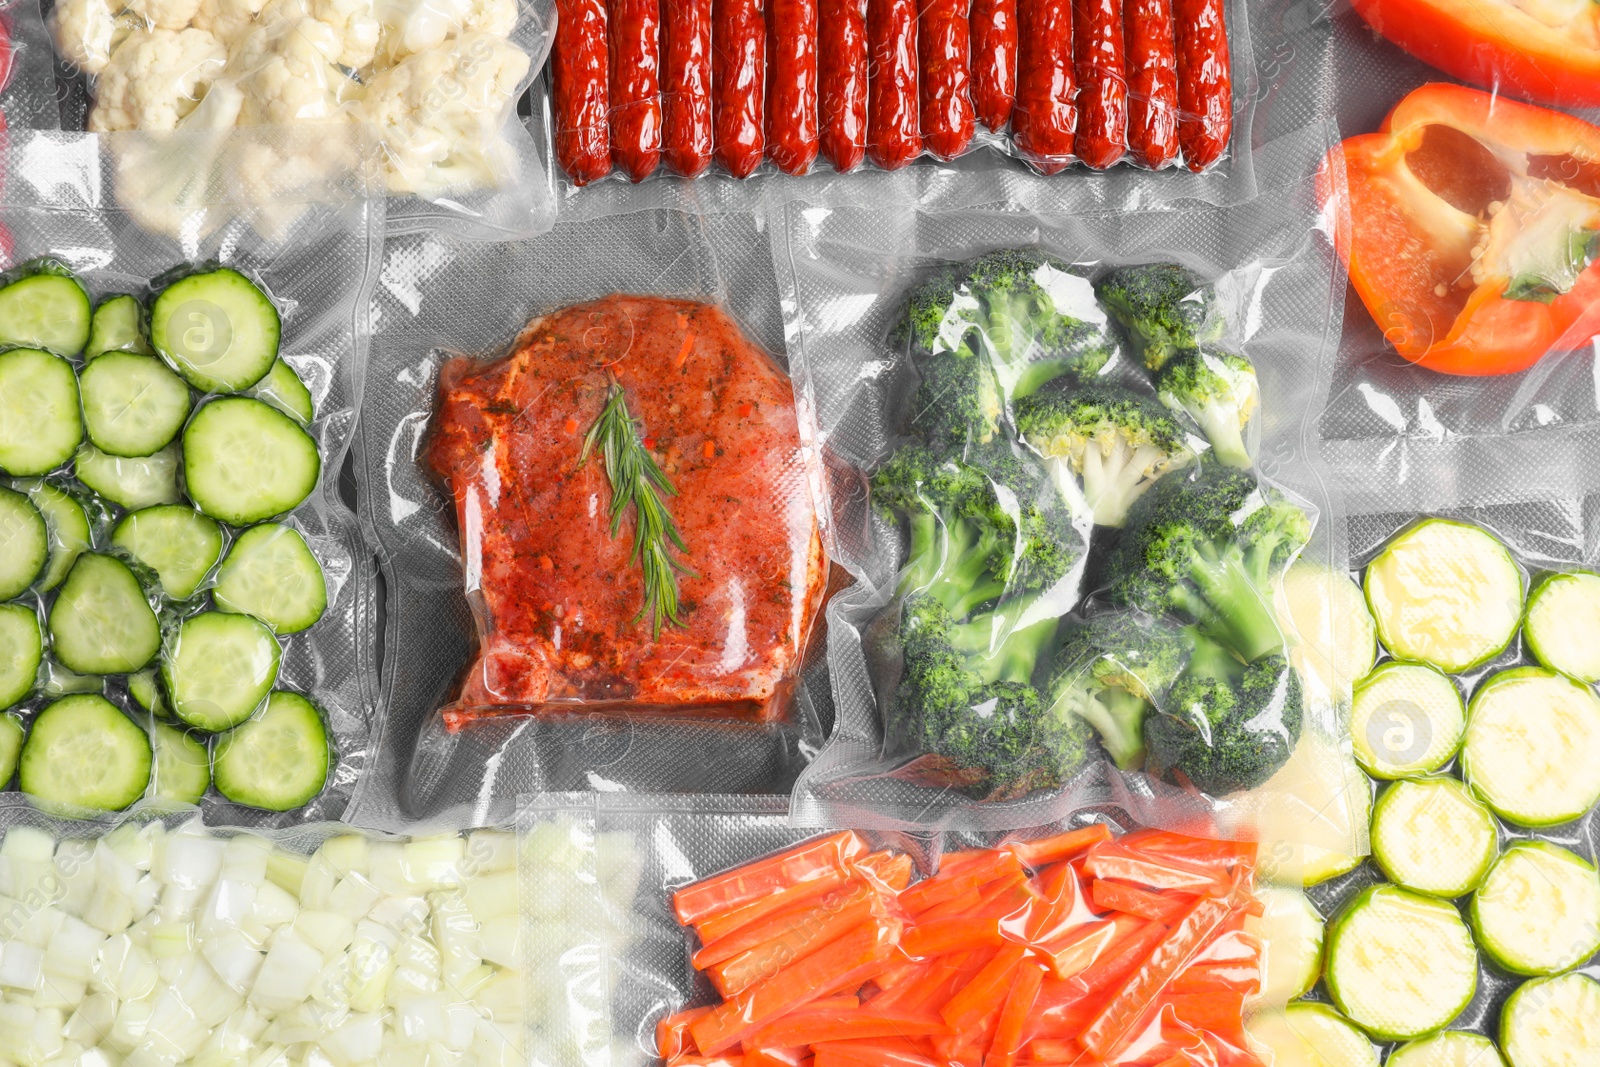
[
  {"left": 230, "top": 15, "right": 363, "bottom": 123},
  {"left": 49, "top": 0, "right": 139, "bottom": 76},
  {"left": 126, "top": 0, "right": 206, "bottom": 31},
  {"left": 373, "top": 0, "right": 517, "bottom": 64},
  {"left": 88, "top": 27, "right": 229, "bottom": 132},
  {"left": 355, "top": 31, "right": 529, "bottom": 193},
  {"left": 191, "top": 0, "right": 270, "bottom": 48}
]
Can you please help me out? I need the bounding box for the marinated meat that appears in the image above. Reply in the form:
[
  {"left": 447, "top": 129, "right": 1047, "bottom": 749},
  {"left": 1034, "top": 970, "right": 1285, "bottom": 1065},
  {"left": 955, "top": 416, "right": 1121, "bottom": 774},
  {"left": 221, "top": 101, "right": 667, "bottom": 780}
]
[{"left": 427, "top": 296, "right": 826, "bottom": 721}]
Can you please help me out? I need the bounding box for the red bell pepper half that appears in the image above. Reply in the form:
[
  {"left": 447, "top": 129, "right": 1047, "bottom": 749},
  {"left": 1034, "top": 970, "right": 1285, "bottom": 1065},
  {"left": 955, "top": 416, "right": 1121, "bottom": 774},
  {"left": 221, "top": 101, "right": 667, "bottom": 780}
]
[{"left": 1322, "top": 82, "right": 1600, "bottom": 376}]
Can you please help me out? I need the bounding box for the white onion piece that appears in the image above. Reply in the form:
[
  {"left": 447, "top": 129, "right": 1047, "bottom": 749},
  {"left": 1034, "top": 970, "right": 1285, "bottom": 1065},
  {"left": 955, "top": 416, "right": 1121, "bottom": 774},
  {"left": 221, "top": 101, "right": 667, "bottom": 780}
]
[{"left": 0, "top": 940, "right": 44, "bottom": 990}]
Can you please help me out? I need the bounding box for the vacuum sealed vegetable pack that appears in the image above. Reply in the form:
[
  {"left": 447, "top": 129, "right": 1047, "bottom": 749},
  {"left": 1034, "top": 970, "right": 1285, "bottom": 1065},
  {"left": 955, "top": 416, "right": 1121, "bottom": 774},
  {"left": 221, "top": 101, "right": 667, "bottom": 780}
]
[
  {"left": 774, "top": 123, "right": 1367, "bottom": 853},
  {"left": 351, "top": 208, "right": 830, "bottom": 832},
  {"left": 0, "top": 126, "right": 381, "bottom": 825}
]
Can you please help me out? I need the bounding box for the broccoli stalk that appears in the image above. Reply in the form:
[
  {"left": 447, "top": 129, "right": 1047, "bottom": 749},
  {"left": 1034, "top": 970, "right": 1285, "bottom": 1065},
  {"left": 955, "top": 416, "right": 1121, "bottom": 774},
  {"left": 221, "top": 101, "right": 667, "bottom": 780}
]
[
  {"left": 1156, "top": 348, "right": 1259, "bottom": 470},
  {"left": 1095, "top": 263, "right": 1225, "bottom": 371}
]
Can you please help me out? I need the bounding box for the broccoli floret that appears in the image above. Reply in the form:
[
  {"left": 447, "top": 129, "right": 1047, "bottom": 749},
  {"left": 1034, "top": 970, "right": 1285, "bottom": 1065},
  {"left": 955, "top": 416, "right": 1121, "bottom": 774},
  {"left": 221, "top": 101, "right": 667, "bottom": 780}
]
[
  {"left": 1096, "top": 263, "right": 1225, "bottom": 371},
  {"left": 1156, "top": 347, "right": 1259, "bottom": 470},
  {"left": 1107, "top": 465, "right": 1309, "bottom": 664},
  {"left": 1016, "top": 381, "right": 1196, "bottom": 528},
  {"left": 908, "top": 335, "right": 1006, "bottom": 450},
  {"left": 1045, "top": 612, "right": 1194, "bottom": 769},
  {"left": 1144, "top": 637, "right": 1304, "bottom": 794}
]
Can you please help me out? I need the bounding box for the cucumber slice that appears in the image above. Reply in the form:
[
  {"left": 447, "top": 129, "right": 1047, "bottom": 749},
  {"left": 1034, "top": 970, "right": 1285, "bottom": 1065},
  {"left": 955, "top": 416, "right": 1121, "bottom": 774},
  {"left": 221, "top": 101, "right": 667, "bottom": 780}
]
[
  {"left": 248, "top": 359, "right": 314, "bottom": 424},
  {"left": 1463, "top": 666, "right": 1600, "bottom": 827},
  {"left": 112, "top": 506, "right": 224, "bottom": 600},
  {"left": 79, "top": 352, "right": 192, "bottom": 458},
  {"left": 1501, "top": 973, "right": 1600, "bottom": 1067},
  {"left": 74, "top": 442, "right": 182, "bottom": 511},
  {"left": 87, "top": 294, "right": 153, "bottom": 359},
  {"left": 18, "top": 694, "right": 152, "bottom": 812},
  {"left": 48, "top": 553, "right": 161, "bottom": 675},
  {"left": 1389, "top": 1033, "right": 1507, "bottom": 1067},
  {"left": 128, "top": 668, "right": 168, "bottom": 718},
  {"left": 1365, "top": 518, "right": 1523, "bottom": 673},
  {"left": 212, "top": 523, "right": 327, "bottom": 634},
  {"left": 150, "top": 268, "right": 280, "bottom": 393},
  {"left": 152, "top": 721, "right": 210, "bottom": 805},
  {"left": 0, "top": 347, "right": 83, "bottom": 476},
  {"left": 0, "top": 485, "right": 49, "bottom": 598},
  {"left": 1523, "top": 571, "right": 1600, "bottom": 683},
  {"left": 1471, "top": 842, "right": 1600, "bottom": 977},
  {"left": 183, "top": 397, "right": 320, "bottom": 525},
  {"left": 1325, "top": 884, "right": 1478, "bottom": 1041},
  {"left": 1371, "top": 776, "right": 1499, "bottom": 897},
  {"left": 213, "top": 690, "right": 330, "bottom": 811},
  {"left": 1274, "top": 564, "right": 1378, "bottom": 706},
  {"left": 1247, "top": 1004, "right": 1379, "bottom": 1067},
  {"left": 0, "top": 266, "right": 92, "bottom": 356},
  {"left": 0, "top": 713, "right": 21, "bottom": 785},
  {"left": 1351, "top": 662, "right": 1465, "bottom": 779},
  {"left": 0, "top": 604, "right": 42, "bottom": 710},
  {"left": 15, "top": 480, "right": 93, "bottom": 591},
  {"left": 1249, "top": 885, "right": 1324, "bottom": 1003},
  {"left": 162, "top": 611, "right": 281, "bottom": 732}
]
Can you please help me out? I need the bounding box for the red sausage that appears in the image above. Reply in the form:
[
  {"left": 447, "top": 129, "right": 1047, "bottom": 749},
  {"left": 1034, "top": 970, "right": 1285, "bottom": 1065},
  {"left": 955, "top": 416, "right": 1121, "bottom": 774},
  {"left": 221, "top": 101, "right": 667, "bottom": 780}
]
[
  {"left": 714, "top": 0, "right": 767, "bottom": 177},
  {"left": 918, "top": 0, "right": 975, "bottom": 160},
  {"left": 1072, "top": 0, "right": 1127, "bottom": 169},
  {"left": 766, "top": 0, "right": 820, "bottom": 174},
  {"left": 1173, "top": 0, "right": 1231, "bottom": 171},
  {"left": 551, "top": 0, "right": 613, "bottom": 184},
  {"left": 608, "top": 0, "right": 663, "bottom": 181},
  {"left": 1123, "top": 0, "right": 1178, "bottom": 168},
  {"left": 662, "top": 0, "right": 715, "bottom": 176},
  {"left": 865, "top": 0, "right": 921, "bottom": 170},
  {"left": 818, "top": 0, "right": 868, "bottom": 171},
  {"left": 969, "top": 0, "right": 1017, "bottom": 132},
  {"left": 1012, "top": 0, "right": 1075, "bottom": 174}
]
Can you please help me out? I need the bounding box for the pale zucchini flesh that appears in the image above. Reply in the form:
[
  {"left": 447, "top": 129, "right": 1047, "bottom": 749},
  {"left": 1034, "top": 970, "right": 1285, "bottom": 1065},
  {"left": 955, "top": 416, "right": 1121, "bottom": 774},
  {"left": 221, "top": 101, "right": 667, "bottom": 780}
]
[
  {"left": 1523, "top": 571, "right": 1600, "bottom": 683},
  {"left": 1247, "top": 1003, "right": 1379, "bottom": 1067},
  {"left": 1463, "top": 667, "right": 1600, "bottom": 827},
  {"left": 1371, "top": 776, "right": 1499, "bottom": 898},
  {"left": 1248, "top": 885, "right": 1324, "bottom": 1004},
  {"left": 1501, "top": 973, "right": 1600, "bottom": 1067},
  {"left": 1388, "top": 1032, "right": 1507, "bottom": 1067},
  {"left": 1471, "top": 842, "right": 1600, "bottom": 977},
  {"left": 1350, "top": 661, "right": 1465, "bottom": 779},
  {"left": 1275, "top": 563, "right": 1378, "bottom": 707}
]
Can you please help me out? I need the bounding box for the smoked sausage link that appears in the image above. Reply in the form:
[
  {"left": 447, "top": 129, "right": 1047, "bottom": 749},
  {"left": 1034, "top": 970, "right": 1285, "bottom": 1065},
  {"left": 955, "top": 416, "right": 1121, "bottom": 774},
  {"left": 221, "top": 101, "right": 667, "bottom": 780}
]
[
  {"left": 865, "top": 0, "right": 922, "bottom": 170},
  {"left": 818, "top": 0, "right": 868, "bottom": 171},
  {"left": 918, "top": 0, "right": 976, "bottom": 161},
  {"left": 1012, "top": 0, "right": 1075, "bottom": 174},
  {"left": 1173, "top": 0, "right": 1231, "bottom": 171},
  {"left": 969, "top": 0, "right": 1017, "bottom": 132},
  {"left": 1072, "top": 0, "right": 1128, "bottom": 169},
  {"left": 1124, "top": 0, "right": 1179, "bottom": 168},
  {"left": 552, "top": 0, "right": 613, "bottom": 184},
  {"left": 766, "top": 0, "right": 820, "bottom": 173},
  {"left": 714, "top": 0, "right": 768, "bottom": 177},
  {"left": 662, "top": 0, "right": 715, "bottom": 176},
  {"left": 609, "top": 0, "right": 664, "bottom": 181}
]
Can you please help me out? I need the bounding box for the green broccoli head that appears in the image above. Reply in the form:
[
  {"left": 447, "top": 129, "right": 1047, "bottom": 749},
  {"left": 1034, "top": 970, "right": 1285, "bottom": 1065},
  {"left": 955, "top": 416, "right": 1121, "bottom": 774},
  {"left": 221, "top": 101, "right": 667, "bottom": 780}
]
[
  {"left": 1156, "top": 347, "right": 1260, "bottom": 470},
  {"left": 1144, "top": 642, "right": 1304, "bottom": 795},
  {"left": 908, "top": 340, "right": 1006, "bottom": 450},
  {"left": 1096, "top": 263, "right": 1225, "bottom": 371},
  {"left": 1016, "top": 381, "right": 1196, "bottom": 528}
]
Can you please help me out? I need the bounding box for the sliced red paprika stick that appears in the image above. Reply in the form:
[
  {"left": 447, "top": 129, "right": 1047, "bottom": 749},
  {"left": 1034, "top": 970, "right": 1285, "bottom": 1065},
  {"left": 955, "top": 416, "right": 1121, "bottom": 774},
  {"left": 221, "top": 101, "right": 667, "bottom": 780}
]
[
  {"left": 917, "top": 0, "right": 976, "bottom": 160},
  {"left": 675, "top": 831, "right": 869, "bottom": 926},
  {"left": 1081, "top": 841, "right": 1232, "bottom": 896},
  {"left": 865, "top": 0, "right": 922, "bottom": 169},
  {"left": 708, "top": 891, "right": 884, "bottom": 996},
  {"left": 1071, "top": 0, "right": 1128, "bottom": 168},
  {"left": 551, "top": 0, "right": 613, "bottom": 184},
  {"left": 969, "top": 0, "right": 1017, "bottom": 131},
  {"left": 1091, "top": 879, "right": 1198, "bottom": 923},
  {"left": 1006, "top": 825, "right": 1111, "bottom": 869},
  {"left": 765, "top": 0, "right": 820, "bottom": 173},
  {"left": 712, "top": 0, "right": 769, "bottom": 176},
  {"left": 1171, "top": 0, "right": 1231, "bottom": 172},
  {"left": 659, "top": 1005, "right": 714, "bottom": 1059},
  {"left": 1122, "top": 0, "right": 1178, "bottom": 168},
  {"left": 1011, "top": 0, "right": 1075, "bottom": 173},
  {"left": 817, "top": 0, "right": 869, "bottom": 171},
  {"left": 989, "top": 959, "right": 1048, "bottom": 1067},
  {"left": 662, "top": 0, "right": 715, "bottom": 175},
  {"left": 608, "top": 0, "right": 664, "bottom": 180}
]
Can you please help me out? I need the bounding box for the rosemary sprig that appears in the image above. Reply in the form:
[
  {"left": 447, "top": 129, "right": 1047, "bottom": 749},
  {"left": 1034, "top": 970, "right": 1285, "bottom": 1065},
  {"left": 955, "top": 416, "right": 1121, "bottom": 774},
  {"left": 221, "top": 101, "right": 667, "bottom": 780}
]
[{"left": 580, "top": 379, "right": 691, "bottom": 636}]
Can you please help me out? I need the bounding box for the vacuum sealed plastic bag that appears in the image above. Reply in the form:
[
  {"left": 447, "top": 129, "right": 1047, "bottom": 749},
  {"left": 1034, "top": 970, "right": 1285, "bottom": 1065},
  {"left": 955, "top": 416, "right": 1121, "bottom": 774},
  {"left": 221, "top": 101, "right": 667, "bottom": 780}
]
[
  {"left": 351, "top": 209, "right": 829, "bottom": 831},
  {"left": 516, "top": 791, "right": 1319, "bottom": 1067},
  {"left": 0, "top": 127, "right": 380, "bottom": 825},
  {"left": 776, "top": 124, "right": 1366, "bottom": 847}
]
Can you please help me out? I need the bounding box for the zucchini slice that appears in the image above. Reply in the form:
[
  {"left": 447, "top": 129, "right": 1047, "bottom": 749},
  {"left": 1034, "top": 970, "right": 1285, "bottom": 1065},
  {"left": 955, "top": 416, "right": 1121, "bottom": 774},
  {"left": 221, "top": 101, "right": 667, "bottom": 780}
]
[
  {"left": 1463, "top": 667, "right": 1600, "bottom": 827},
  {"left": 1325, "top": 884, "right": 1478, "bottom": 1041},
  {"left": 162, "top": 611, "right": 281, "bottom": 732},
  {"left": 212, "top": 523, "right": 327, "bottom": 634},
  {"left": 1371, "top": 776, "right": 1499, "bottom": 898},
  {"left": 15, "top": 479, "right": 93, "bottom": 592},
  {"left": 183, "top": 397, "right": 320, "bottom": 525},
  {"left": 1248, "top": 885, "right": 1324, "bottom": 1003},
  {"left": 213, "top": 690, "right": 331, "bottom": 811},
  {"left": 0, "top": 485, "right": 49, "bottom": 599},
  {"left": 48, "top": 553, "right": 161, "bottom": 675},
  {"left": 248, "top": 358, "right": 314, "bottom": 424},
  {"left": 151, "top": 721, "right": 210, "bottom": 806},
  {"left": 1471, "top": 842, "right": 1600, "bottom": 978},
  {"left": 0, "top": 347, "right": 83, "bottom": 476},
  {"left": 86, "top": 293, "right": 153, "bottom": 359},
  {"left": 74, "top": 442, "right": 182, "bottom": 511},
  {"left": 1523, "top": 570, "right": 1600, "bottom": 683},
  {"left": 79, "top": 352, "right": 192, "bottom": 458},
  {"left": 112, "top": 505, "right": 224, "bottom": 601},
  {"left": 1501, "top": 973, "right": 1600, "bottom": 1067},
  {"left": 1350, "top": 661, "right": 1465, "bottom": 779},
  {"left": 1247, "top": 1003, "right": 1378, "bottom": 1067},
  {"left": 0, "top": 712, "right": 21, "bottom": 786},
  {"left": 150, "top": 267, "right": 280, "bottom": 393},
  {"left": 0, "top": 266, "right": 91, "bottom": 356},
  {"left": 0, "top": 604, "right": 42, "bottom": 710},
  {"left": 18, "top": 694, "right": 152, "bottom": 813},
  {"left": 1388, "top": 1032, "right": 1507, "bottom": 1067},
  {"left": 1274, "top": 563, "right": 1378, "bottom": 706},
  {"left": 1365, "top": 518, "right": 1523, "bottom": 673}
]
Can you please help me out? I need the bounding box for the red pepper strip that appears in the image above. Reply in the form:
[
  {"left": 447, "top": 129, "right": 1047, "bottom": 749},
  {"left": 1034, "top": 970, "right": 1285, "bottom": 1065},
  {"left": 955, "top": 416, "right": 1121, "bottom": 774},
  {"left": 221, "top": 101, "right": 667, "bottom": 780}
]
[
  {"left": 1117, "top": 831, "right": 1257, "bottom": 872},
  {"left": 1038, "top": 913, "right": 1147, "bottom": 980},
  {"left": 1082, "top": 842, "right": 1231, "bottom": 896},
  {"left": 940, "top": 942, "right": 1027, "bottom": 1030},
  {"left": 811, "top": 1041, "right": 940, "bottom": 1067},
  {"left": 899, "top": 849, "right": 1025, "bottom": 915},
  {"left": 1078, "top": 885, "right": 1242, "bottom": 1058},
  {"left": 1161, "top": 992, "right": 1248, "bottom": 1049},
  {"left": 989, "top": 959, "right": 1048, "bottom": 1067},
  {"left": 696, "top": 867, "right": 853, "bottom": 944},
  {"left": 660, "top": 1006, "right": 715, "bottom": 1058},
  {"left": 748, "top": 1006, "right": 948, "bottom": 1048},
  {"left": 692, "top": 918, "right": 902, "bottom": 1054},
  {"left": 902, "top": 915, "right": 1005, "bottom": 958},
  {"left": 695, "top": 878, "right": 879, "bottom": 969},
  {"left": 709, "top": 890, "right": 886, "bottom": 996},
  {"left": 1091, "top": 880, "right": 1198, "bottom": 923},
  {"left": 674, "top": 832, "right": 869, "bottom": 926},
  {"left": 1168, "top": 962, "right": 1259, "bottom": 996},
  {"left": 1006, "top": 825, "right": 1112, "bottom": 869}
]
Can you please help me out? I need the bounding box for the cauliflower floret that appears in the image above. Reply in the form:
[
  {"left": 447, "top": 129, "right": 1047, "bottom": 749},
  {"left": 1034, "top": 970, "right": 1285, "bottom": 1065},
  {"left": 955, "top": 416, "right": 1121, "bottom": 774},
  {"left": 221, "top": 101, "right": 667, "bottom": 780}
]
[
  {"left": 355, "top": 31, "right": 529, "bottom": 193},
  {"left": 126, "top": 0, "right": 206, "bottom": 30},
  {"left": 372, "top": 0, "right": 517, "bottom": 63},
  {"left": 230, "top": 14, "right": 362, "bottom": 123},
  {"left": 49, "top": 0, "right": 138, "bottom": 76},
  {"left": 308, "top": 0, "right": 382, "bottom": 68},
  {"left": 88, "top": 27, "right": 228, "bottom": 131},
  {"left": 192, "top": 0, "right": 270, "bottom": 48}
]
